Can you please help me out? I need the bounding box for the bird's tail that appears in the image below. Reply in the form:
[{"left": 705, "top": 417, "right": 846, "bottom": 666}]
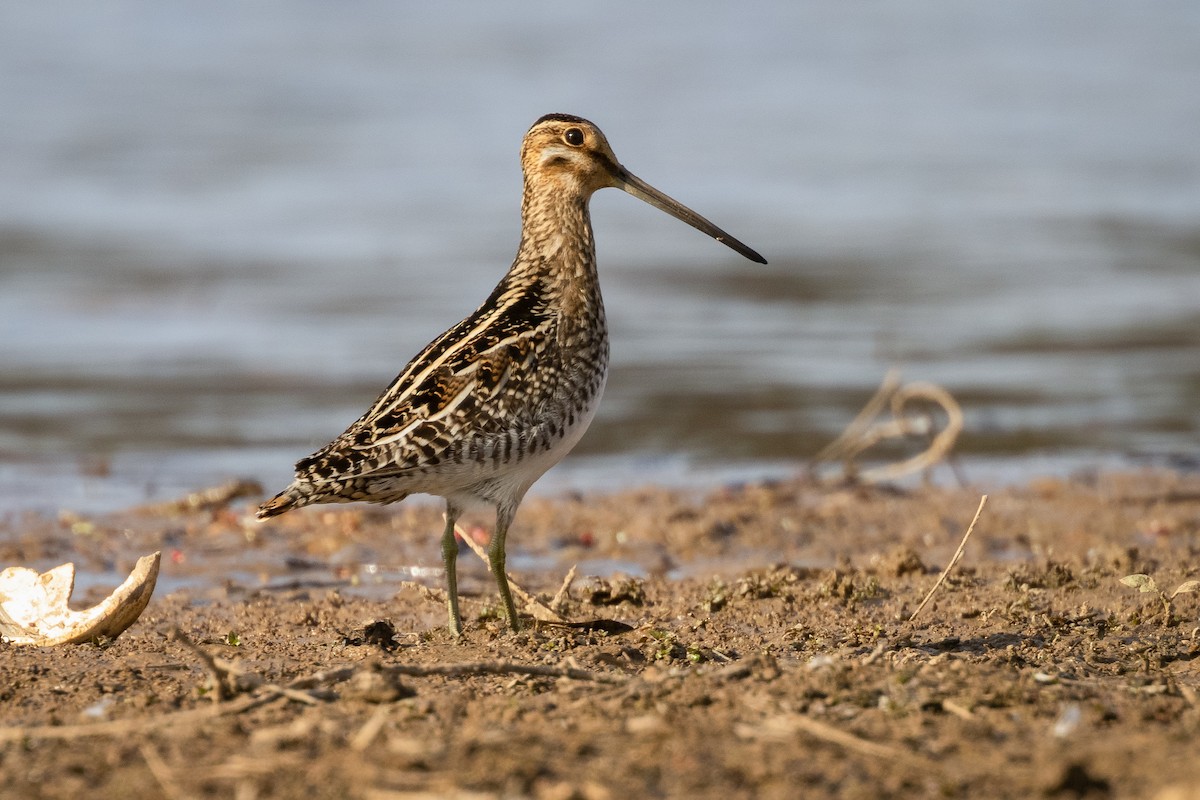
[
  {"left": 256, "top": 484, "right": 310, "bottom": 520},
  {"left": 257, "top": 478, "right": 411, "bottom": 519}
]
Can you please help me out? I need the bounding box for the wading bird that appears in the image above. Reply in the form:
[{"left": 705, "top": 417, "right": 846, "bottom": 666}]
[{"left": 258, "top": 114, "right": 765, "bottom": 635}]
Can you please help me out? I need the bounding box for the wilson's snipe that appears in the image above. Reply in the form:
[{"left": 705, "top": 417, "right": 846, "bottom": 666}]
[{"left": 258, "top": 114, "right": 765, "bottom": 635}]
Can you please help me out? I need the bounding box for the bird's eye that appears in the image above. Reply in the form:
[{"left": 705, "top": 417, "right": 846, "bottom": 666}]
[{"left": 563, "top": 127, "right": 584, "bottom": 146}]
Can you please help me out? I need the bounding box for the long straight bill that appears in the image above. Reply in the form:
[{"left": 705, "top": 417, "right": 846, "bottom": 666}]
[{"left": 617, "top": 169, "right": 767, "bottom": 264}]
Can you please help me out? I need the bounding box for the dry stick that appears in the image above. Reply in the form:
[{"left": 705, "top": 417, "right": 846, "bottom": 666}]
[
  {"left": 387, "top": 660, "right": 626, "bottom": 685},
  {"left": 170, "top": 627, "right": 271, "bottom": 701},
  {"left": 139, "top": 743, "right": 189, "bottom": 800},
  {"left": 809, "top": 369, "right": 902, "bottom": 468},
  {"left": 282, "top": 665, "right": 357, "bottom": 691},
  {"left": 940, "top": 699, "right": 975, "bottom": 721},
  {"left": 908, "top": 494, "right": 988, "bottom": 623},
  {"left": 0, "top": 692, "right": 276, "bottom": 743},
  {"left": 349, "top": 706, "right": 391, "bottom": 752},
  {"left": 288, "top": 658, "right": 621, "bottom": 686},
  {"left": 550, "top": 564, "right": 578, "bottom": 612},
  {"left": 258, "top": 684, "right": 322, "bottom": 706},
  {"left": 809, "top": 370, "right": 965, "bottom": 486},
  {"left": 785, "top": 715, "right": 909, "bottom": 761},
  {"left": 859, "top": 381, "right": 964, "bottom": 484},
  {"left": 453, "top": 522, "right": 566, "bottom": 623},
  {"left": 170, "top": 628, "right": 231, "bottom": 702},
  {"left": 740, "top": 713, "right": 928, "bottom": 767}
]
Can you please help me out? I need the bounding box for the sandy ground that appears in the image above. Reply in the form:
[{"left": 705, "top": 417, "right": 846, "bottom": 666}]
[{"left": 2, "top": 469, "right": 1200, "bottom": 799}]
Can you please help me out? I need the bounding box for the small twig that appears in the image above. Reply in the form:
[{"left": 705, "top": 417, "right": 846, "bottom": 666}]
[
  {"left": 861, "top": 639, "right": 889, "bottom": 666},
  {"left": 387, "top": 659, "right": 626, "bottom": 685},
  {"left": 283, "top": 665, "right": 358, "bottom": 691},
  {"left": 941, "top": 699, "right": 975, "bottom": 720},
  {"left": 551, "top": 564, "right": 578, "bottom": 612},
  {"left": 259, "top": 684, "right": 322, "bottom": 706},
  {"left": 170, "top": 628, "right": 230, "bottom": 702},
  {"left": 349, "top": 706, "right": 391, "bottom": 752},
  {"left": 738, "top": 713, "right": 926, "bottom": 766},
  {"left": 0, "top": 692, "right": 277, "bottom": 742},
  {"left": 908, "top": 495, "right": 988, "bottom": 623},
  {"left": 140, "top": 743, "right": 189, "bottom": 800},
  {"left": 810, "top": 369, "right": 903, "bottom": 470},
  {"left": 810, "top": 371, "right": 966, "bottom": 485},
  {"left": 170, "top": 628, "right": 262, "bottom": 701},
  {"left": 859, "top": 382, "right": 964, "bottom": 484},
  {"left": 787, "top": 714, "right": 908, "bottom": 761}
]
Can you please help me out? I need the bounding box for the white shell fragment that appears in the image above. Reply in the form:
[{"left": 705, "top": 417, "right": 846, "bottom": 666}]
[{"left": 0, "top": 552, "right": 160, "bottom": 646}]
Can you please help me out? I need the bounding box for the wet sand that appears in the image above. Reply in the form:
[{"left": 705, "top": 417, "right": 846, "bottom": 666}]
[{"left": 2, "top": 470, "right": 1199, "bottom": 798}]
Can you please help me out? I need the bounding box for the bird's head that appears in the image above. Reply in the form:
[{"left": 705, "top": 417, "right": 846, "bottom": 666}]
[{"left": 521, "top": 113, "right": 766, "bottom": 264}]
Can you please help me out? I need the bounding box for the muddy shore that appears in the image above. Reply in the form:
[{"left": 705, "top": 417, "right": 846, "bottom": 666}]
[{"left": 2, "top": 470, "right": 1199, "bottom": 799}]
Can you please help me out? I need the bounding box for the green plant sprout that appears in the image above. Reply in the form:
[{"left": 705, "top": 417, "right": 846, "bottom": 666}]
[{"left": 1120, "top": 574, "right": 1200, "bottom": 627}]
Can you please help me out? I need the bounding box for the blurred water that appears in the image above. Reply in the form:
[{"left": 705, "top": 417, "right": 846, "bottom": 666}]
[{"left": 1, "top": 2, "right": 1198, "bottom": 513}]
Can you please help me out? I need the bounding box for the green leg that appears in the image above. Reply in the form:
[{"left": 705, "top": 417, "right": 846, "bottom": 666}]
[
  {"left": 441, "top": 502, "right": 464, "bottom": 637},
  {"left": 489, "top": 503, "right": 521, "bottom": 632}
]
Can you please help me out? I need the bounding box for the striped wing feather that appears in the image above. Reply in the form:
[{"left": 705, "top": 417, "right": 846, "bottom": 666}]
[{"left": 292, "top": 284, "right": 555, "bottom": 485}]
